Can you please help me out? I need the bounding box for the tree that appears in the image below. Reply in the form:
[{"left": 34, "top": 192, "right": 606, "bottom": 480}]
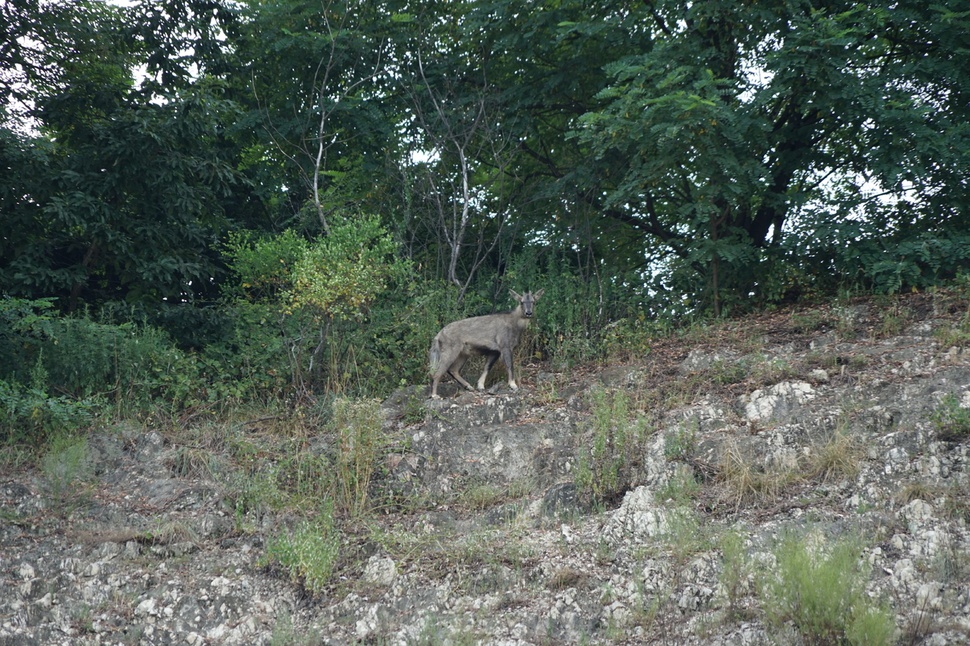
[
  {"left": 1, "top": 0, "right": 250, "bottom": 311},
  {"left": 401, "top": 20, "right": 518, "bottom": 301},
  {"left": 225, "top": 217, "right": 408, "bottom": 393},
  {"left": 572, "top": 0, "right": 970, "bottom": 310},
  {"left": 404, "top": 0, "right": 970, "bottom": 313},
  {"left": 233, "top": 0, "right": 397, "bottom": 234}
]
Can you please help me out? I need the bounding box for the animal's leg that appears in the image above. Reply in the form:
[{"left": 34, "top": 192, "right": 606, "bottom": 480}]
[
  {"left": 448, "top": 355, "right": 477, "bottom": 392},
  {"left": 501, "top": 346, "right": 518, "bottom": 390},
  {"left": 431, "top": 346, "right": 461, "bottom": 398},
  {"left": 477, "top": 351, "right": 500, "bottom": 390}
]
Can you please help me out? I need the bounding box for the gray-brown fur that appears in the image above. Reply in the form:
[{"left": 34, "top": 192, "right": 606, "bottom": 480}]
[{"left": 429, "top": 289, "right": 544, "bottom": 399}]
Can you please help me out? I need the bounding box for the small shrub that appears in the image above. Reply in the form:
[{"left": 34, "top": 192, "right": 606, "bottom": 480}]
[
  {"left": 169, "top": 446, "right": 222, "bottom": 479},
  {"left": 663, "top": 421, "right": 698, "bottom": 462},
  {"left": 806, "top": 427, "right": 863, "bottom": 483},
  {"left": 262, "top": 506, "right": 340, "bottom": 595},
  {"left": 656, "top": 465, "right": 701, "bottom": 505},
  {"left": 457, "top": 483, "right": 509, "bottom": 511},
  {"left": 719, "top": 529, "right": 750, "bottom": 621},
  {"left": 941, "top": 480, "right": 970, "bottom": 524},
  {"left": 748, "top": 356, "right": 798, "bottom": 386},
  {"left": 602, "top": 315, "right": 655, "bottom": 362},
  {"left": 224, "top": 467, "right": 286, "bottom": 527},
  {"left": 41, "top": 433, "right": 94, "bottom": 510},
  {"left": 663, "top": 508, "right": 712, "bottom": 563},
  {"left": 143, "top": 519, "right": 198, "bottom": 546},
  {"left": 791, "top": 309, "right": 828, "bottom": 334},
  {"left": 875, "top": 301, "right": 909, "bottom": 338},
  {"left": 332, "top": 397, "right": 386, "bottom": 517},
  {"left": 709, "top": 358, "right": 749, "bottom": 385},
  {"left": 274, "top": 451, "right": 333, "bottom": 509},
  {"left": 401, "top": 392, "right": 428, "bottom": 425},
  {"left": 576, "top": 388, "right": 646, "bottom": 504},
  {"left": 0, "top": 378, "right": 94, "bottom": 443},
  {"left": 718, "top": 440, "right": 799, "bottom": 509},
  {"left": 895, "top": 481, "right": 940, "bottom": 505},
  {"left": 934, "top": 320, "right": 970, "bottom": 348},
  {"left": 931, "top": 393, "right": 970, "bottom": 442},
  {"left": 760, "top": 532, "right": 894, "bottom": 646},
  {"left": 269, "top": 613, "right": 322, "bottom": 646}
]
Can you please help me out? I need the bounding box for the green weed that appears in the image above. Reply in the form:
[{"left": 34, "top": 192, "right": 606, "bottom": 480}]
[
  {"left": 663, "top": 421, "right": 698, "bottom": 462},
  {"left": 664, "top": 508, "right": 713, "bottom": 564},
  {"left": 709, "top": 358, "right": 749, "bottom": 385},
  {"left": 656, "top": 465, "right": 701, "bottom": 506},
  {"left": 332, "top": 397, "right": 386, "bottom": 517},
  {"left": 0, "top": 375, "right": 94, "bottom": 444},
  {"left": 719, "top": 529, "right": 751, "bottom": 621},
  {"left": 760, "top": 532, "right": 894, "bottom": 646},
  {"left": 576, "top": 388, "right": 647, "bottom": 504},
  {"left": 931, "top": 393, "right": 970, "bottom": 442},
  {"left": 269, "top": 613, "right": 323, "bottom": 646},
  {"left": 262, "top": 506, "right": 340, "bottom": 595},
  {"left": 41, "top": 433, "right": 94, "bottom": 510}
]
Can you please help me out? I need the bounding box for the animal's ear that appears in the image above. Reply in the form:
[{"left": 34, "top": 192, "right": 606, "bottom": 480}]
[
  {"left": 509, "top": 289, "right": 523, "bottom": 301},
  {"left": 533, "top": 288, "right": 545, "bottom": 300}
]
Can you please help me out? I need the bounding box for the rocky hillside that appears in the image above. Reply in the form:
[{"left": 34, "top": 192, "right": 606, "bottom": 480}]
[{"left": 2, "top": 293, "right": 970, "bottom": 645}]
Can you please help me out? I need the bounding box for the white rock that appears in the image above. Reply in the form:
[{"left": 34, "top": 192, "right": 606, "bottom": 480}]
[
  {"left": 362, "top": 555, "right": 398, "bottom": 587},
  {"left": 135, "top": 598, "right": 157, "bottom": 617},
  {"left": 742, "top": 381, "right": 815, "bottom": 421},
  {"left": 606, "top": 487, "right": 669, "bottom": 541},
  {"left": 809, "top": 368, "right": 829, "bottom": 382}
]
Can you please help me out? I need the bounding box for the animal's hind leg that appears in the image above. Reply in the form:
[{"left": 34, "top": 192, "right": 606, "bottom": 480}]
[
  {"left": 477, "top": 351, "right": 500, "bottom": 390},
  {"left": 432, "top": 346, "right": 462, "bottom": 398},
  {"left": 448, "top": 356, "right": 477, "bottom": 392}
]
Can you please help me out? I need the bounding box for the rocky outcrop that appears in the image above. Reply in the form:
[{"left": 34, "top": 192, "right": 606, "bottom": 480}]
[{"left": 2, "top": 296, "right": 970, "bottom": 644}]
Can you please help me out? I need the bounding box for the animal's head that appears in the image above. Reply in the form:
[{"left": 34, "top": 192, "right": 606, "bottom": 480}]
[{"left": 509, "top": 289, "right": 545, "bottom": 318}]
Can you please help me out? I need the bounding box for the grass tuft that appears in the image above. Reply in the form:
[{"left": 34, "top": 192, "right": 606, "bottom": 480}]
[{"left": 760, "top": 532, "right": 894, "bottom": 646}]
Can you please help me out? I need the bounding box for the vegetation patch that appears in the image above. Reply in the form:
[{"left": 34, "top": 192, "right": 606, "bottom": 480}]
[
  {"left": 760, "top": 532, "right": 894, "bottom": 646},
  {"left": 932, "top": 394, "right": 970, "bottom": 442},
  {"left": 41, "top": 432, "right": 95, "bottom": 511},
  {"left": 717, "top": 424, "right": 864, "bottom": 511},
  {"left": 717, "top": 440, "right": 800, "bottom": 509},
  {"left": 575, "top": 387, "right": 649, "bottom": 506},
  {"left": 261, "top": 507, "right": 340, "bottom": 596}
]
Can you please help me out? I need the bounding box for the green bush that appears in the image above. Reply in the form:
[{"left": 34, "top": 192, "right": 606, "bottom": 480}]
[
  {"left": 197, "top": 300, "right": 293, "bottom": 402},
  {"left": 40, "top": 317, "right": 191, "bottom": 402},
  {"left": 0, "top": 297, "right": 57, "bottom": 385},
  {"left": 262, "top": 506, "right": 340, "bottom": 595},
  {"left": 222, "top": 219, "right": 411, "bottom": 396},
  {"left": 575, "top": 388, "right": 646, "bottom": 505},
  {"left": 41, "top": 432, "right": 94, "bottom": 510},
  {"left": 0, "top": 378, "right": 95, "bottom": 444},
  {"left": 931, "top": 393, "right": 970, "bottom": 442},
  {"left": 761, "top": 533, "right": 894, "bottom": 646}
]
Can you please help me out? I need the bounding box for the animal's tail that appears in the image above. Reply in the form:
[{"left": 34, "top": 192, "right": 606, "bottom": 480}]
[{"left": 429, "top": 336, "right": 441, "bottom": 374}]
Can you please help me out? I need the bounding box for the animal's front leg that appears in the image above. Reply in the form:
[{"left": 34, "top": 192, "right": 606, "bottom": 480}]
[
  {"left": 501, "top": 348, "right": 517, "bottom": 391},
  {"left": 478, "top": 352, "right": 500, "bottom": 390}
]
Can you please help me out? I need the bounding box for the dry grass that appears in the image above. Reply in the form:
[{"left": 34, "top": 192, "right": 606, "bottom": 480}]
[
  {"left": 718, "top": 441, "right": 801, "bottom": 510},
  {"left": 718, "top": 427, "right": 863, "bottom": 511},
  {"left": 805, "top": 428, "right": 863, "bottom": 483}
]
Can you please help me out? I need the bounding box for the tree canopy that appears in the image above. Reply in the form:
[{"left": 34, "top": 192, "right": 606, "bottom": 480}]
[{"left": 3, "top": 0, "right": 969, "bottom": 352}]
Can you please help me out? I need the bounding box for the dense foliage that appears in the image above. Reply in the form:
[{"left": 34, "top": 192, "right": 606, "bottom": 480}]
[{"left": 2, "top": 0, "right": 969, "bottom": 425}]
